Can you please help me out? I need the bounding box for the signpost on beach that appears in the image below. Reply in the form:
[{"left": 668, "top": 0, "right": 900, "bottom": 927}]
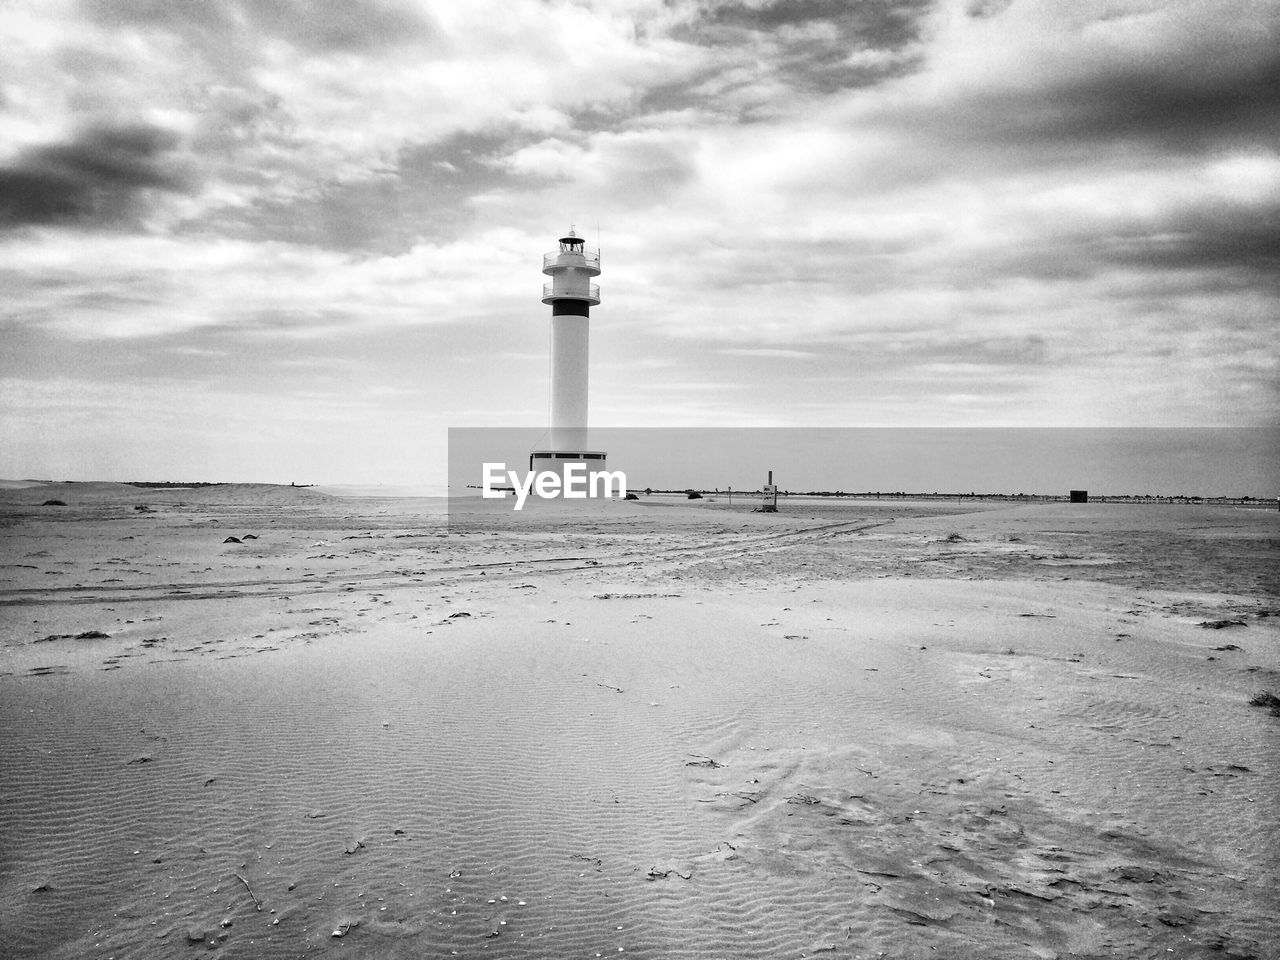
[{"left": 761, "top": 470, "right": 778, "bottom": 512}]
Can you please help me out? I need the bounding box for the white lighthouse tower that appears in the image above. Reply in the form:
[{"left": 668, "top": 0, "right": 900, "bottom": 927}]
[{"left": 530, "top": 228, "right": 606, "bottom": 475}]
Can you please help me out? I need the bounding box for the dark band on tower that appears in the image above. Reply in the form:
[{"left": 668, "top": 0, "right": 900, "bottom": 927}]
[{"left": 551, "top": 299, "right": 590, "bottom": 317}]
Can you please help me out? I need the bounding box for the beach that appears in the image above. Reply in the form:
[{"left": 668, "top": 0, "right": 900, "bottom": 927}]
[{"left": 1, "top": 484, "right": 1277, "bottom": 959}]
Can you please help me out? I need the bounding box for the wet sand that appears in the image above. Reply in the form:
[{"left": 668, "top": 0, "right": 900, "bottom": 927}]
[{"left": 1, "top": 483, "right": 1277, "bottom": 959}]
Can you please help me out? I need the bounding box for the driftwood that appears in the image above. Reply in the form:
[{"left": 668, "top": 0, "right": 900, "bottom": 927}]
[{"left": 234, "top": 872, "right": 262, "bottom": 911}]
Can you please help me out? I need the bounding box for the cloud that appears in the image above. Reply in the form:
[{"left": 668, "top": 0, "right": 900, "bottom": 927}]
[
  {"left": 720, "top": 348, "right": 817, "bottom": 359},
  {"left": 0, "top": 122, "right": 193, "bottom": 228},
  {"left": 81, "top": 0, "right": 438, "bottom": 56},
  {"left": 670, "top": 0, "right": 933, "bottom": 103},
  {"left": 3, "top": 0, "right": 693, "bottom": 235},
  {"left": 203, "top": 129, "right": 556, "bottom": 253},
  {"left": 1104, "top": 193, "right": 1280, "bottom": 274},
  {"left": 0, "top": 225, "right": 558, "bottom": 339}
]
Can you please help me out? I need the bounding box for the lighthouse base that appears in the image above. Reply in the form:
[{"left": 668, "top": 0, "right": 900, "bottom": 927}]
[
  {"left": 529, "top": 450, "right": 608, "bottom": 474},
  {"left": 527, "top": 450, "right": 619, "bottom": 499}
]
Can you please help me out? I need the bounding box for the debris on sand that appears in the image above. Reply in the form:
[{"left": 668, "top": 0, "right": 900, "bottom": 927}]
[
  {"left": 1157, "top": 905, "right": 1197, "bottom": 927},
  {"left": 41, "top": 499, "right": 67, "bottom": 506},
  {"left": 331, "top": 919, "right": 359, "bottom": 938},
  {"left": 1114, "top": 864, "right": 1159, "bottom": 883},
  {"left": 223, "top": 536, "right": 242, "bottom": 544},
  {"left": 646, "top": 860, "right": 693, "bottom": 880},
  {"left": 594, "top": 592, "right": 680, "bottom": 600},
  {"left": 234, "top": 871, "right": 263, "bottom": 910},
  {"left": 36, "top": 630, "right": 110, "bottom": 642},
  {"left": 1248, "top": 691, "right": 1280, "bottom": 717},
  {"left": 1198, "top": 619, "right": 1246, "bottom": 629},
  {"left": 685, "top": 756, "right": 724, "bottom": 768}
]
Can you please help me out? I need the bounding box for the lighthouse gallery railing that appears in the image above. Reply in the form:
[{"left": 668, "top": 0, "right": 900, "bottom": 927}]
[
  {"left": 543, "top": 249, "right": 601, "bottom": 270},
  {"left": 542, "top": 282, "right": 600, "bottom": 302}
]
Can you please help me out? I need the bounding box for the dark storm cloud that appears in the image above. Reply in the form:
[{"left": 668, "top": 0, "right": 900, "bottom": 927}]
[
  {"left": 1059, "top": 58, "right": 1280, "bottom": 146},
  {"left": 948, "top": 54, "right": 1280, "bottom": 150},
  {"left": 81, "top": 0, "right": 435, "bottom": 53},
  {"left": 0, "top": 124, "right": 192, "bottom": 229}
]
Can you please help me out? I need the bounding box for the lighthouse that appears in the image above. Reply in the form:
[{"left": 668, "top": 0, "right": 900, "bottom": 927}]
[{"left": 529, "top": 228, "right": 606, "bottom": 476}]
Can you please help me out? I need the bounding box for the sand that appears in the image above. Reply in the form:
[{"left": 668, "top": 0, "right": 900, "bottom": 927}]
[{"left": 1, "top": 484, "right": 1277, "bottom": 959}]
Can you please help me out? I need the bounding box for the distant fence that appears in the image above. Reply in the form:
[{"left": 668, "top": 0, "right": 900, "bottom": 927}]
[
  {"left": 648, "top": 491, "right": 1275, "bottom": 508},
  {"left": 812, "top": 494, "right": 1272, "bottom": 506}
]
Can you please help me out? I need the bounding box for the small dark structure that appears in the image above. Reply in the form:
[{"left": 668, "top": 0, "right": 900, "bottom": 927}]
[
  {"left": 1069, "top": 490, "right": 1088, "bottom": 503},
  {"left": 41, "top": 499, "right": 67, "bottom": 506}
]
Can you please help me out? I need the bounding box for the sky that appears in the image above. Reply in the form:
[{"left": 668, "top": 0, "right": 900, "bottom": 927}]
[{"left": 1, "top": 0, "right": 1277, "bottom": 489}]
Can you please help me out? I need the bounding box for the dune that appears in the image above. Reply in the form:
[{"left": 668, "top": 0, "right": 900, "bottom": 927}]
[{"left": 0, "top": 487, "right": 1276, "bottom": 959}]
